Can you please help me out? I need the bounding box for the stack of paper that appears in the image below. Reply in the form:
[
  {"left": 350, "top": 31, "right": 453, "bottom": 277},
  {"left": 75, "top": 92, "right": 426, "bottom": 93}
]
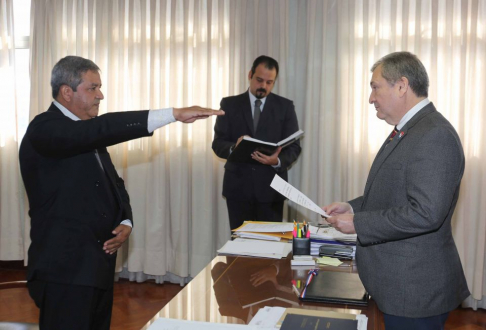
[
  {"left": 290, "top": 255, "right": 315, "bottom": 267},
  {"left": 233, "top": 222, "right": 294, "bottom": 242},
  {"left": 219, "top": 222, "right": 294, "bottom": 259},
  {"left": 308, "top": 225, "right": 357, "bottom": 257},
  {"left": 310, "top": 225, "right": 357, "bottom": 242},
  {"left": 217, "top": 238, "right": 292, "bottom": 259}
]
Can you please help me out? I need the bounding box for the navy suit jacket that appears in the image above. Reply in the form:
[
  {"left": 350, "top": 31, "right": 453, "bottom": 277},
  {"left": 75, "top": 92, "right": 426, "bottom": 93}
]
[
  {"left": 19, "top": 103, "right": 152, "bottom": 290},
  {"left": 212, "top": 92, "right": 301, "bottom": 203}
]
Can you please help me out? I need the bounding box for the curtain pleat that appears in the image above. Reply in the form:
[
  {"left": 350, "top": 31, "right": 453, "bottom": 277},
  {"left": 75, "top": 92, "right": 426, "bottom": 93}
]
[{"left": 0, "top": 0, "right": 23, "bottom": 261}]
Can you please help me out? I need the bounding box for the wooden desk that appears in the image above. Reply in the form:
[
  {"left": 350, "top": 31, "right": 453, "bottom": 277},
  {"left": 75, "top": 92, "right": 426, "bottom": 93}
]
[{"left": 142, "top": 255, "right": 383, "bottom": 329}]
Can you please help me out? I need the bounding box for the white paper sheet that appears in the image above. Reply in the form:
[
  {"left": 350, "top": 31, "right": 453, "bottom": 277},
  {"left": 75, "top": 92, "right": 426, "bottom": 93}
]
[
  {"left": 248, "top": 306, "right": 286, "bottom": 328},
  {"left": 235, "top": 233, "right": 282, "bottom": 241},
  {"left": 311, "top": 225, "right": 357, "bottom": 242},
  {"left": 270, "top": 174, "right": 329, "bottom": 217},
  {"left": 234, "top": 222, "right": 294, "bottom": 233},
  {"left": 147, "top": 318, "right": 257, "bottom": 329}
]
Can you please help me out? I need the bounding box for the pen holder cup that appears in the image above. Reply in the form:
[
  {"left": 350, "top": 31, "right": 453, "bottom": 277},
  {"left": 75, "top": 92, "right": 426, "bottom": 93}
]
[{"left": 292, "top": 238, "right": 311, "bottom": 256}]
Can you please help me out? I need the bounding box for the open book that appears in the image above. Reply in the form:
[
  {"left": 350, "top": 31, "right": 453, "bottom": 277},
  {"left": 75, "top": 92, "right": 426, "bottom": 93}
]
[{"left": 228, "top": 130, "right": 304, "bottom": 163}]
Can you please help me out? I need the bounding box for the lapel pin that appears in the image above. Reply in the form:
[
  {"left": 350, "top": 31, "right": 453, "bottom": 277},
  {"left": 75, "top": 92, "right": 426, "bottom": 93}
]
[{"left": 399, "top": 131, "right": 405, "bottom": 139}]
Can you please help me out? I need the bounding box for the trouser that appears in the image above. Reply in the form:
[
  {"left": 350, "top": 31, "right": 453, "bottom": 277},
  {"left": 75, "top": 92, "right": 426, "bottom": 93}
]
[
  {"left": 226, "top": 199, "right": 284, "bottom": 230},
  {"left": 383, "top": 312, "right": 449, "bottom": 330},
  {"left": 28, "top": 280, "right": 113, "bottom": 330}
]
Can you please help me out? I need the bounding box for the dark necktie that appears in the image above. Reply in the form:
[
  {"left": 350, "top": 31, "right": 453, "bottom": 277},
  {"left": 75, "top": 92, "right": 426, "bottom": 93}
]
[{"left": 253, "top": 99, "right": 262, "bottom": 132}]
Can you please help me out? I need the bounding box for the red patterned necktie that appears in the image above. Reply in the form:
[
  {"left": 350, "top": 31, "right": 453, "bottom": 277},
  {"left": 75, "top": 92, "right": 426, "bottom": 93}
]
[
  {"left": 389, "top": 127, "right": 398, "bottom": 141},
  {"left": 386, "top": 127, "right": 399, "bottom": 146}
]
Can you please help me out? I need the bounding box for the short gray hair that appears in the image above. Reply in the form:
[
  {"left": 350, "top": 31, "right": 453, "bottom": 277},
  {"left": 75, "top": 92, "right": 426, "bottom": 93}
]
[
  {"left": 371, "top": 51, "right": 429, "bottom": 98},
  {"left": 51, "top": 56, "right": 100, "bottom": 99}
]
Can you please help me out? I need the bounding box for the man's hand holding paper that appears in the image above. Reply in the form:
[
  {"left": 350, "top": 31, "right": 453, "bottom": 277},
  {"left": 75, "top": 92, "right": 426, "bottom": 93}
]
[
  {"left": 270, "top": 174, "right": 357, "bottom": 234},
  {"left": 321, "top": 202, "right": 356, "bottom": 234}
]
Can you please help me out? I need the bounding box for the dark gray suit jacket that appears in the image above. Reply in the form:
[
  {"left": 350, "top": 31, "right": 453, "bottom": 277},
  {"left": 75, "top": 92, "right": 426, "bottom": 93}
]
[
  {"left": 19, "top": 103, "right": 152, "bottom": 290},
  {"left": 350, "top": 103, "right": 470, "bottom": 317},
  {"left": 212, "top": 91, "right": 301, "bottom": 203}
]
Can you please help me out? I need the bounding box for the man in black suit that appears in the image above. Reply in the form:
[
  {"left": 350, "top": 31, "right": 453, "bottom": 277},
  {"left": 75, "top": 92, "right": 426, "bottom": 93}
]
[
  {"left": 212, "top": 56, "right": 301, "bottom": 229},
  {"left": 19, "top": 55, "right": 223, "bottom": 330}
]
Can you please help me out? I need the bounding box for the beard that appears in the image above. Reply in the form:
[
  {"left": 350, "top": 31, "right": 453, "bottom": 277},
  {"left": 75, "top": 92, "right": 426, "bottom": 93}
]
[{"left": 255, "top": 88, "right": 267, "bottom": 99}]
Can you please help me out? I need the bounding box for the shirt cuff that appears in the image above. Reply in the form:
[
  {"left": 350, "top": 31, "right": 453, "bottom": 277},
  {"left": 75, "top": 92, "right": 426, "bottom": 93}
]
[
  {"left": 147, "top": 108, "right": 176, "bottom": 133},
  {"left": 272, "top": 157, "right": 281, "bottom": 169},
  {"left": 120, "top": 219, "right": 133, "bottom": 228}
]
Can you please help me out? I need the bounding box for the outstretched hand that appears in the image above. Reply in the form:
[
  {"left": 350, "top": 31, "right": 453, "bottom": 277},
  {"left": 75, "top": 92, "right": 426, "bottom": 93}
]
[{"left": 173, "top": 106, "right": 224, "bottom": 123}]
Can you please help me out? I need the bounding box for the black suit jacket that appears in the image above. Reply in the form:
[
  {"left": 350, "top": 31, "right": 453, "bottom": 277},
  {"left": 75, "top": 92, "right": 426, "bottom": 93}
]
[
  {"left": 212, "top": 92, "right": 301, "bottom": 203},
  {"left": 19, "top": 103, "right": 152, "bottom": 290}
]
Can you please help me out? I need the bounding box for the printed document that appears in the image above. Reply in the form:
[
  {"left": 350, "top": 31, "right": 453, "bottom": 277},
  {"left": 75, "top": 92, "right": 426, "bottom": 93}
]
[{"left": 270, "top": 174, "right": 329, "bottom": 217}]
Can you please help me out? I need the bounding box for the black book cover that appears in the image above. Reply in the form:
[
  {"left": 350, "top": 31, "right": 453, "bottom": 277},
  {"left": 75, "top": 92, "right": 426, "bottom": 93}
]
[
  {"left": 228, "top": 139, "right": 279, "bottom": 164},
  {"left": 281, "top": 313, "right": 358, "bottom": 330},
  {"left": 300, "top": 271, "right": 369, "bottom": 306},
  {"left": 227, "top": 130, "right": 303, "bottom": 164}
]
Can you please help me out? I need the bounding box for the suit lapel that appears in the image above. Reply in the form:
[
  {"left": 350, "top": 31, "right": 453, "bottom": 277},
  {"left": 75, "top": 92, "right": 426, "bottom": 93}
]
[
  {"left": 96, "top": 147, "right": 122, "bottom": 205},
  {"left": 364, "top": 133, "right": 402, "bottom": 196},
  {"left": 364, "top": 103, "right": 437, "bottom": 197},
  {"left": 239, "top": 92, "right": 254, "bottom": 135}
]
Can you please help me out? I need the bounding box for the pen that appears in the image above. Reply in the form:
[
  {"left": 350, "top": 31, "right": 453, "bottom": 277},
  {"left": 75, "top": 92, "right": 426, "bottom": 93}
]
[{"left": 291, "top": 283, "right": 300, "bottom": 296}]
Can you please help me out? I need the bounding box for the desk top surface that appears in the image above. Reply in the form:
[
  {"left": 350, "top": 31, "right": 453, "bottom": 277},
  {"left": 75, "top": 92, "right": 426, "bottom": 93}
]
[{"left": 142, "top": 255, "right": 381, "bottom": 329}]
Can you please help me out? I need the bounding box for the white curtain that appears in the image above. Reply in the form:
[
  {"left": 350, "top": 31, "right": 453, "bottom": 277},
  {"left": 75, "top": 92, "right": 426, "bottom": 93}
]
[
  {"left": 29, "top": 0, "right": 235, "bottom": 284},
  {"left": 290, "top": 0, "right": 486, "bottom": 310},
  {"left": 0, "top": 0, "right": 24, "bottom": 260},
  {"left": 16, "top": 0, "right": 486, "bottom": 311}
]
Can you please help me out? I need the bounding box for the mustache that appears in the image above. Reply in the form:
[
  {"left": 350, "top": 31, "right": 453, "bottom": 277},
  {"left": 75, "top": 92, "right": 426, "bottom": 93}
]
[{"left": 256, "top": 88, "right": 267, "bottom": 94}]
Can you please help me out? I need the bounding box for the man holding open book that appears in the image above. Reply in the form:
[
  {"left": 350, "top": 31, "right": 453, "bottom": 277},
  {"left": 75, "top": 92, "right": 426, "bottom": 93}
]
[{"left": 212, "top": 55, "right": 301, "bottom": 230}]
